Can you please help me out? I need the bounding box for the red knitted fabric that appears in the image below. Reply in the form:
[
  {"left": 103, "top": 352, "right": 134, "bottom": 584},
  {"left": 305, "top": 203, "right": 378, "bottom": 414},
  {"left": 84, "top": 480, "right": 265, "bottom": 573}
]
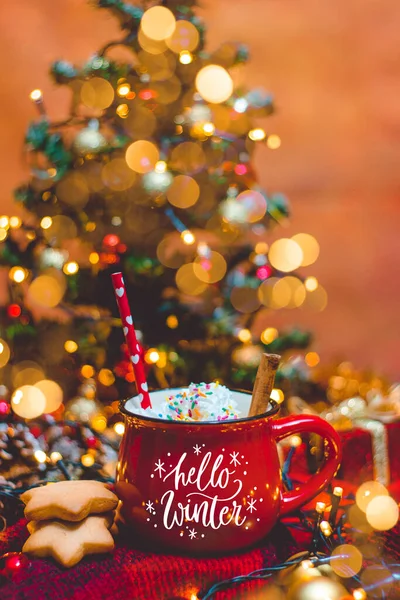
[{"left": 0, "top": 519, "right": 301, "bottom": 600}]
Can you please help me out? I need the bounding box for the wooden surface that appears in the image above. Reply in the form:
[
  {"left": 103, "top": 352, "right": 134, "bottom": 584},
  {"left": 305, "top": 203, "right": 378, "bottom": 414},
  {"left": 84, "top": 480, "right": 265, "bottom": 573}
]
[{"left": 0, "top": 0, "right": 399, "bottom": 377}]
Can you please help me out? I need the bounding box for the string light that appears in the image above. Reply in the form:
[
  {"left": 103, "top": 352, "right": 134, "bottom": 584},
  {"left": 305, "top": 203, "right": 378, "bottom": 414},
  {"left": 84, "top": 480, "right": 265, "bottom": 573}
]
[
  {"left": 40, "top": 216, "right": 53, "bottom": 230},
  {"left": 233, "top": 98, "right": 248, "bottom": 113},
  {"left": 320, "top": 520, "right": 333, "bottom": 537},
  {"left": 267, "top": 134, "right": 281, "bottom": 149},
  {"left": 117, "top": 83, "right": 130, "bottom": 97},
  {"left": 237, "top": 328, "right": 251, "bottom": 343},
  {"left": 179, "top": 50, "right": 193, "bottom": 64},
  {"left": 305, "top": 351, "right": 320, "bottom": 367},
  {"left": 155, "top": 160, "right": 167, "bottom": 173},
  {"left": 353, "top": 590, "right": 367, "bottom": 600},
  {"left": 145, "top": 348, "right": 160, "bottom": 364},
  {"left": 81, "top": 454, "right": 95, "bottom": 467},
  {"left": 116, "top": 103, "right": 129, "bottom": 118},
  {"left": 89, "top": 252, "right": 100, "bottom": 265},
  {"left": 203, "top": 122, "right": 215, "bottom": 136},
  {"left": 0, "top": 228, "right": 7, "bottom": 241},
  {"left": 305, "top": 276, "right": 318, "bottom": 291},
  {"left": 181, "top": 230, "right": 195, "bottom": 245},
  {"left": 50, "top": 452, "right": 63, "bottom": 463},
  {"left": 81, "top": 365, "right": 95, "bottom": 378},
  {"left": 166, "top": 315, "right": 179, "bottom": 329},
  {"left": 270, "top": 388, "right": 284, "bottom": 403},
  {"left": 9, "top": 267, "right": 26, "bottom": 283},
  {"left": 34, "top": 450, "right": 47, "bottom": 464},
  {"left": 9, "top": 216, "right": 22, "bottom": 228},
  {"left": 0, "top": 216, "right": 9, "bottom": 229},
  {"left": 248, "top": 128, "right": 266, "bottom": 141},
  {"left": 261, "top": 327, "right": 278, "bottom": 344},
  {"left": 63, "top": 261, "right": 79, "bottom": 275},
  {"left": 29, "top": 89, "right": 46, "bottom": 115},
  {"left": 113, "top": 422, "right": 125, "bottom": 436},
  {"left": 29, "top": 89, "right": 43, "bottom": 102},
  {"left": 64, "top": 340, "right": 78, "bottom": 353}
]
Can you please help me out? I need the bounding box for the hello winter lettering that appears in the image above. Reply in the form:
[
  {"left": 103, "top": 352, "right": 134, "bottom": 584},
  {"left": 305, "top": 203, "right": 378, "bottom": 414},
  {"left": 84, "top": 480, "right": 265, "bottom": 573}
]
[{"left": 160, "top": 451, "right": 246, "bottom": 530}]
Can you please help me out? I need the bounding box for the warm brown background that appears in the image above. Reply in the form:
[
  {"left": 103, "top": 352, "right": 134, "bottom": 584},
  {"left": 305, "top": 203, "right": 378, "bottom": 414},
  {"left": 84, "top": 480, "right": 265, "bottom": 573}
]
[{"left": 0, "top": 0, "right": 399, "bottom": 377}]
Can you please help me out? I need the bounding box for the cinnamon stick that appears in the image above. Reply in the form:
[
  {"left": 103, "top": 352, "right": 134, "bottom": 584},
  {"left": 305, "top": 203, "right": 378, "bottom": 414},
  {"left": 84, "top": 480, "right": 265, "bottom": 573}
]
[{"left": 248, "top": 353, "right": 281, "bottom": 417}]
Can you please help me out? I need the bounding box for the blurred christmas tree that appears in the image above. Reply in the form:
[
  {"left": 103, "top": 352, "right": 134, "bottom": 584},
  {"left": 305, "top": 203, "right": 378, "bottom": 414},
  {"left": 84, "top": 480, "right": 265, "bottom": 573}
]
[{"left": 0, "top": 0, "right": 326, "bottom": 416}]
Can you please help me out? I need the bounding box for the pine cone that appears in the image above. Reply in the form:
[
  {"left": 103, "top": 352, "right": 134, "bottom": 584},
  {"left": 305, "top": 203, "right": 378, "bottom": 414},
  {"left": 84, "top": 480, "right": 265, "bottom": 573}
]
[{"left": 0, "top": 423, "right": 42, "bottom": 478}]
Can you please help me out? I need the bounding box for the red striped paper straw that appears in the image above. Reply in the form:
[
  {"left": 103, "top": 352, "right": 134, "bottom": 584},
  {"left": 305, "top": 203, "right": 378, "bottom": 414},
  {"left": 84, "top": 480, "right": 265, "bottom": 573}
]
[{"left": 111, "top": 272, "right": 152, "bottom": 410}]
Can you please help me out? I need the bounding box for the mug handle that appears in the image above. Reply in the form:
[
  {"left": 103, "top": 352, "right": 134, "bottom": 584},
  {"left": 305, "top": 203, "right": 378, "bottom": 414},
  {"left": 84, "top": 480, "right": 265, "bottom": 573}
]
[{"left": 271, "top": 414, "right": 342, "bottom": 516}]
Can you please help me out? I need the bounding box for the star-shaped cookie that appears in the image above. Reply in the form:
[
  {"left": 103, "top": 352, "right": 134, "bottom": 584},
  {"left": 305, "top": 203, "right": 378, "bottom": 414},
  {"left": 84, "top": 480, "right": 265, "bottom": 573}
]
[
  {"left": 21, "top": 480, "right": 118, "bottom": 522},
  {"left": 23, "top": 514, "right": 114, "bottom": 568}
]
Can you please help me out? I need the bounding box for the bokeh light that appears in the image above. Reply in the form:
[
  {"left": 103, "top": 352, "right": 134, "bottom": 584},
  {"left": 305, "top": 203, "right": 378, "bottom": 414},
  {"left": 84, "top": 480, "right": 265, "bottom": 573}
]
[
  {"left": 267, "top": 134, "right": 281, "bottom": 149},
  {"left": 125, "top": 140, "right": 159, "bottom": 174},
  {"left": 195, "top": 65, "right": 233, "bottom": 104},
  {"left": 291, "top": 233, "right": 320, "bottom": 267},
  {"left": 114, "top": 422, "right": 125, "bottom": 435},
  {"left": 302, "top": 285, "right": 328, "bottom": 311},
  {"left": 42, "top": 215, "right": 78, "bottom": 243},
  {"left": 356, "top": 481, "right": 389, "bottom": 512},
  {"left": 11, "top": 385, "right": 47, "bottom": 419},
  {"left": 141, "top": 6, "right": 176, "bottom": 41},
  {"left": 0, "top": 339, "right": 11, "bottom": 368},
  {"left": 64, "top": 340, "right": 78, "bottom": 353},
  {"left": 248, "top": 128, "right": 266, "bottom": 141},
  {"left": 138, "top": 27, "right": 167, "bottom": 55},
  {"left": 56, "top": 172, "right": 89, "bottom": 208},
  {"left": 305, "top": 276, "right": 318, "bottom": 291},
  {"left": 63, "top": 261, "right": 79, "bottom": 275},
  {"left": 366, "top": 495, "right": 399, "bottom": 530},
  {"left": 230, "top": 287, "right": 261, "bottom": 313},
  {"left": 360, "top": 565, "right": 393, "bottom": 599},
  {"left": 237, "top": 328, "right": 252, "bottom": 343},
  {"left": 171, "top": 142, "right": 206, "bottom": 174},
  {"left": 34, "top": 380, "right": 63, "bottom": 413},
  {"left": 175, "top": 263, "right": 207, "bottom": 295},
  {"left": 193, "top": 251, "right": 227, "bottom": 283},
  {"left": 34, "top": 450, "right": 47, "bottom": 463},
  {"left": 330, "top": 544, "right": 363, "bottom": 578},
  {"left": 28, "top": 272, "right": 66, "bottom": 307},
  {"left": 40, "top": 216, "right": 52, "bottom": 229},
  {"left": 261, "top": 327, "right": 278, "bottom": 344},
  {"left": 11, "top": 361, "right": 45, "bottom": 388},
  {"left": 98, "top": 369, "right": 115, "bottom": 387},
  {"left": 167, "top": 175, "right": 200, "bottom": 209},
  {"left": 179, "top": 50, "right": 193, "bottom": 65},
  {"left": 166, "top": 20, "right": 199, "bottom": 53},
  {"left": 268, "top": 238, "right": 303, "bottom": 272},
  {"left": 102, "top": 158, "right": 136, "bottom": 191},
  {"left": 81, "top": 77, "right": 115, "bottom": 110},
  {"left": 9, "top": 216, "right": 22, "bottom": 228},
  {"left": 305, "top": 351, "right": 320, "bottom": 367},
  {"left": 9, "top": 267, "right": 26, "bottom": 283}
]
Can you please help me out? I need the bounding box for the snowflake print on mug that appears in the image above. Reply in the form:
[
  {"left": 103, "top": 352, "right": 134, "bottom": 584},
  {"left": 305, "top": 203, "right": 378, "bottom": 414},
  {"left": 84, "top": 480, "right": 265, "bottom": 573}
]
[{"left": 145, "top": 445, "right": 258, "bottom": 541}]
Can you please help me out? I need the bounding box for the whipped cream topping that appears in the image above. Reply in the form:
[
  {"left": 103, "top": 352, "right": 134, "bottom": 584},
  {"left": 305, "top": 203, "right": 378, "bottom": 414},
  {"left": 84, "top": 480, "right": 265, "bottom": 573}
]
[{"left": 127, "top": 382, "right": 240, "bottom": 422}]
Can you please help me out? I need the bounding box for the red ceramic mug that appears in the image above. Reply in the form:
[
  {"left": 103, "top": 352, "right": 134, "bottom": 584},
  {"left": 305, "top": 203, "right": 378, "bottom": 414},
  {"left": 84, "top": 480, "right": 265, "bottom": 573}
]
[{"left": 116, "top": 389, "right": 341, "bottom": 554}]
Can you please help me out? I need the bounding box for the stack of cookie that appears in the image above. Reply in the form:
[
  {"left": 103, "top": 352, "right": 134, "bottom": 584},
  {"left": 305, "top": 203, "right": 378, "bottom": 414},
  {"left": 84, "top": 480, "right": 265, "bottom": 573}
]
[{"left": 21, "top": 480, "right": 118, "bottom": 568}]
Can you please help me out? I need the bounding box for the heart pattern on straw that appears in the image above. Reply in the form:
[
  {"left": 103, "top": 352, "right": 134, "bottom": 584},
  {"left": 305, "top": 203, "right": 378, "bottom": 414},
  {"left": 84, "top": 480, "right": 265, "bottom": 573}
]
[{"left": 112, "top": 271, "right": 151, "bottom": 410}]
